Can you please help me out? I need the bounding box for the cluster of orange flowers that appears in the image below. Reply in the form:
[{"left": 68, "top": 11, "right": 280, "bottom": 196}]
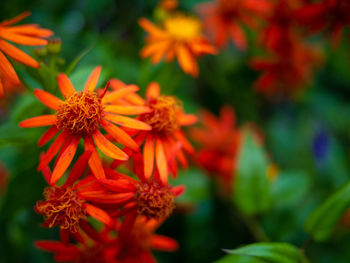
[{"left": 1, "top": 0, "right": 348, "bottom": 262}]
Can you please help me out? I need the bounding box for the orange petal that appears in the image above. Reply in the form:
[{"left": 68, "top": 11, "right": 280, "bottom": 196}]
[
  {"left": 37, "top": 132, "right": 66, "bottom": 171},
  {"left": 143, "top": 134, "right": 154, "bottom": 179},
  {"left": 104, "top": 113, "right": 151, "bottom": 131},
  {"left": 139, "top": 18, "right": 167, "bottom": 37},
  {"left": 176, "top": 44, "right": 198, "bottom": 77},
  {"left": 0, "top": 51, "right": 20, "bottom": 85},
  {"left": 0, "top": 39, "right": 39, "bottom": 68},
  {"left": 173, "top": 130, "right": 194, "bottom": 153},
  {"left": 100, "top": 119, "right": 139, "bottom": 152},
  {"left": 34, "top": 89, "right": 62, "bottom": 110},
  {"left": 104, "top": 105, "right": 151, "bottom": 115},
  {"left": 83, "top": 135, "right": 106, "bottom": 180},
  {"left": 83, "top": 203, "right": 114, "bottom": 227},
  {"left": 84, "top": 66, "right": 101, "bottom": 92},
  {"left": 92, "top": 130, "right": 128, "bottom": 160},
  {"left": 78, "top": 191, "right": 134, "bottom": 204},
  {"left": 64, "top": 151, "right": 92, "bottom": 187},
  {"left": 57, "top": 73, "right": 75, "bottom": 98},
  {"left": 156, "top": 137, "right": 168, "bottom": 185},
  {"left": 0, "top": 31, "right": 48, "bottom": 46},
  {"left": 150, "top": 235, "right": 179, "bottom": 251},
  {"left": 102, "top": 85, "right": 139, "bottom": 104},
  {"left": 177, "top": 113, "right": 198, "bottom": 126},
  {"left": 98, "top": 178, "right": 136, "bottom": 192},
  {"left": 50, "top": 135, "right": 80, "bottom": 185},
  {"left": 146, "top": 82, "right": 160, "bottom": 99},
  {"left": 0, "top": 80, "right": 3, "bottom": 97},
  {"left": 0, "top": 12, "right": 31, "bottom": 26},
  {"left": 6, "top": 24, "right": 53, "bottom": 37},
  {"left": 38, "top": 126, "right": 59, "bottom": 147},
  {"left": 19, "top": 115, "right": 56, "bottom": 128}
]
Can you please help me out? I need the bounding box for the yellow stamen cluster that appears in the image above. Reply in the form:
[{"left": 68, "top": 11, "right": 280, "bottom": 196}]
[
  {"left": 164, "top": 15, "right": 201, "bottom": 40},
  {"left": 135, "top": 181, "right": 175, "bottom": 220},
  {"left": 56, "top": 91, "right": 103, "bottom": 135},
  {"left": 141, "top": 95, "right": 181, "bottom": 133},
  {"left": 35, "top": 186, "right": 86, "bottom": 232}
]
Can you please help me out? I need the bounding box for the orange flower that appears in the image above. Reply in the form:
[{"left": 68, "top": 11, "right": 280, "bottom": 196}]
[
  {"left": 35, "top": 151, "right": 114, "bottom": 234},
  {"left": 139, "top": 14, "right": 217, "bottom": 77},
  {"left": 197, "top": 0, "right": 272, "bottom": 49},
  {"left": 19, "top": 66, "right": 151, "bottom": 185},
  {"left": 116, "top": 215, "right": 179, "bottom": 263},
  {"left": 0, "top": 12, "right": 53, "bottom": 97},
  {"left": 251, "top": 40, "right": 322, "bottom": 96},
  {"left": 190, "top": 106, "right": 241, "bottom": 194},
  {"left": 132, "top": 82, "right": 197, "bottom": 185},
  {"left": 95, "top": 154, "right": 185, "bottom": 221}
]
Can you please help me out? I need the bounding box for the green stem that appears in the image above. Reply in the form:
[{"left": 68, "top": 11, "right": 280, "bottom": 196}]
[{"left": 241, "top": 213, "right": 270, "bottom": 242}]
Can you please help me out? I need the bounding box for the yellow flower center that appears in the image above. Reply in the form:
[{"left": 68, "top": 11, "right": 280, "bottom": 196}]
[
  {"left": 135, "top": 181, "right": 175, "bottom": 220},
  {"left": 140, "top": 95, "right": 181, "bottom": 133},
  {"left": 56, "top": 91, "right": 103, "bottom": 135},
  {"left": 35, "top": 186, "right": 86, "bottom": 232},
  {"left": 164, "top": 15, "right": 201, "bottom": 40}
]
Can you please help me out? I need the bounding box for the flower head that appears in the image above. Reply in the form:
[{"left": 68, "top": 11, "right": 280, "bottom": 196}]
[
  {"left": 190, "top": 106, "right": 241, "bottom": 194},
  {"left": 35, "top": 151, "right": 114, "bottom": 233},
  {"left": 0, "top": 12, "right": 53, "bottom": 97},
  {"left": 197, "top": 0, "right": 272, "bottom": 49},
  {"left": 139, "top": 14, "right": 217, "bottom": 76},
  {"left": 136, "top": 82, "right": 197, "bottom": 184},
  {"left": 19, "top": 66, "right": 151, "bottom": 185}
]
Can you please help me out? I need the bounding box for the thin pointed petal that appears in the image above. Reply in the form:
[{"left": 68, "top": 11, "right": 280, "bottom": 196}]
[
  {"left": 84, "top": 203, "right": 114, "bottom": 227},
  {"left": 57, "top": 73, "right": 75, "bottom": 98},
  {"left": 19, "top": 115, "right": 56, "bottom": 127},
  {"left": 92, "top": 130, "right": 129, "bottom": 160},
  {"left": 143, "top": 134, "right": 154, "bottom": 179},
  {"left": 34, "top": 89, "right": 62, "bottom": 110},
  {"left": 104, "top": 113, "right": 151, "bottom": 130},
  {"left": 84, "top": 66, "right": 101, "bottom": 92},
  {"left": 156, "top": 138, "right": 168, "bottom": 185}
]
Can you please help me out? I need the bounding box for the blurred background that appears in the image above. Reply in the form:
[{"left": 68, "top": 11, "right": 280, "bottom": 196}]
[{"left": 1, "top": 0, "right": 350, "bottom": 262}]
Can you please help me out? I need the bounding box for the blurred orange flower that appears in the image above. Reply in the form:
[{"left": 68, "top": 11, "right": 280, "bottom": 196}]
[
  {"left": 0, "top": 12, "right": 53, "bottom": 97},
  {"left": 19, "top": 66, "right": 151, "bottom": 185},
  {"left": 139, "top": 14, "right": 217, "bottom": 76},
  {"left": 197, "top": 0, "right": 272, "bottom": 50},
  {"left": 190, "top": 106, "right": 241, "bottom": 194}
]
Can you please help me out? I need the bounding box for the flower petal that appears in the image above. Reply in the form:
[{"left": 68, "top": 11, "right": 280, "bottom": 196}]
[
  {"left": 143, "top": 134, "right": 155, "bottom": 179},
  {"left": 50, "top": 135, "right": 80, "bottom": 185},
  {"left": 104, "top": 113, "right": 151, "bottom": 131},
  {"left": 83, "top": 135, "right": 106, "bottom": 180},
  {"left": 156, "top": 137, "right": 168, "bottom": 185},
  {"left": 84, "top": 66, "right": 101, "bottom": 92},
  {"left": 176, "top": 44, "right": 198, "bottom": 77},
  {"left": 104, "top": 105, "right": 151, "bottom": 115},
  {"left": 64, "top": 150, "right": 92, "bottom": 187},
  {"left": 100, "top": 119, "right": 139, "bottom": 152},
  {"left": 57, "top": 73, "right": 75, "bottom": 98},
  {"left": 38, "top": 132, "right": 66, "bottom": 171},
  {"left": 34, "top": 89, "right": 62, "bottom": 110},
  {"left": 146, "top": 82, "right": 160, "bottom": 99},
  {"left": 19, "top": 115, "right": 56, "bottom": 127},
  {"left": 0, "top": 51, "right": 20, "bottom": 85},
  {"left": 83, "top": 203, "right": 114, "bottom": 227},
  {"left": 0, "top": 39, "right": 39, "bottom": 68},
  {"left": 102, "top": 85, "right": 139, "bottom": 104},
  {"left": 38, "top": 126, "right": 59, "bottom": 147},
  {"left": 92, "top": 130, "right": 129, "bottom": 160}
]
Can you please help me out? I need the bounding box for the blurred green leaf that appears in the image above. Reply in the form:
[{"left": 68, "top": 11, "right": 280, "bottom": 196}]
[
  {"left": 65, "top": 43, "right": 95, "bottom": 76},
  {"left": 304, "top": 180, "right": 350, "bottom": 242},
  {"left": 233, "top": 131, "right": 271, "bottom": 215},
  {"left": 215, "top": 242, "right": 309, "bottom": 263},
  {"left": 271, "top": 171, "right": 311, "bottom": 208}
]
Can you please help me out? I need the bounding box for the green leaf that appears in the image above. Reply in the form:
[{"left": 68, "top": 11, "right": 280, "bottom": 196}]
[
  {"left": 215, "top": 243, "right": 309, "bottom": 263},
  {"left": 271, "top": 171, "right": 311, "bottom": 208},
  {"left": 304, "top": 180, "right": 350, "bottom": 241},
  {"left": 233, "top": 131, "right": 271, "bottom": 215}
]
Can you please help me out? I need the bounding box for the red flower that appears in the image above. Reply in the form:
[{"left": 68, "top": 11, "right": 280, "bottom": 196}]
[
  {"left": 295, "top": 0, "right": 350, "bottom": 46},
  {"left": 197, "top": 0, "right": 272, "bottom": 49},
  {"left": 115, "top": 215, "right": 179, "bottom": 263},
  {"left": 251, "top": 40, "right": 322, "bottom": 96},
  {"left": 19, "top": 67, "right": 151, "bottom": 184},
  {"left": 35, "top": 151, "right": 114, "bottom": 236},
  {"left": 95, "top": 153, "right": 185, "bottom": 221},
  {"left": 190, "top": 106, "right": 241, "bottom": 194}
]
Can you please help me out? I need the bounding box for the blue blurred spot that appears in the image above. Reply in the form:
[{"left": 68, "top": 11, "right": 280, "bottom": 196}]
[{"left": 313, "top": 130, "right": 330, "bottom": 164}]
